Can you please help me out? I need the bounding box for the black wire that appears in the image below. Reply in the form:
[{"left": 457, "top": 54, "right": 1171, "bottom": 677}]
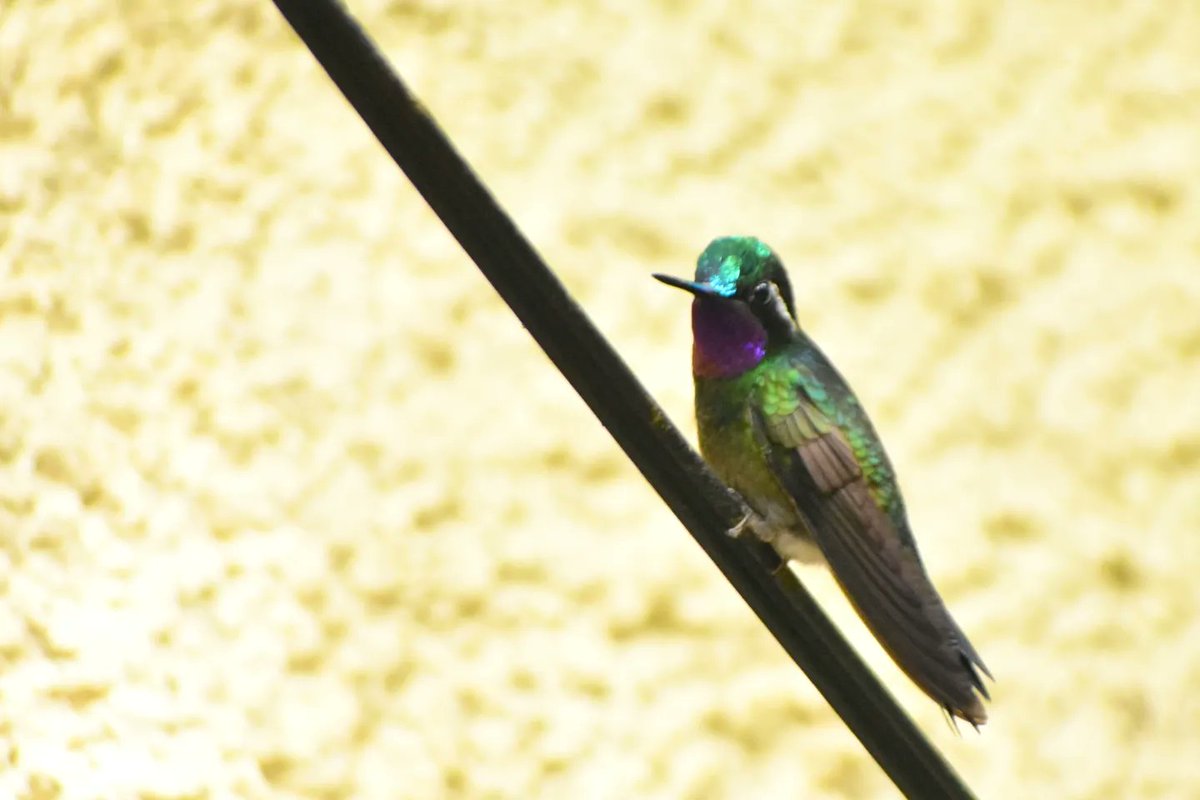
[{"left": 267, "top": 2, "right": 977, "bottom": 797}]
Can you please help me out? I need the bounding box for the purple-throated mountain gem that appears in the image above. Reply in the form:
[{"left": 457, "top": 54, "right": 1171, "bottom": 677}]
[{"left": 654, "top": 235, "right": 991, "bottom": 726}]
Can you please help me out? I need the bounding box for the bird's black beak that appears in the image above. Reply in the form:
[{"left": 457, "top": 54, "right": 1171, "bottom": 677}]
[{"left": 652, "top": 273, "right": 728, "bottom": 299}]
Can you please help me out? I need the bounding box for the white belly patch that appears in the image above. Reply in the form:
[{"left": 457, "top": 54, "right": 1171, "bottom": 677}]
[{"left": 748, "top": 499, "right": 825, "bottom": 565}]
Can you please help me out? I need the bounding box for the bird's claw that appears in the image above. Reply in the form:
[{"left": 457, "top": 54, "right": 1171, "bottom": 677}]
[
  {"left": 728, "top": 507, "right": 790, "bottom": 574},
  {"left": 727, "top": 510, "right": 754, "bottom": 540},
  {"left": 727, "top": 507, "right": 768, "bottom": 541}
]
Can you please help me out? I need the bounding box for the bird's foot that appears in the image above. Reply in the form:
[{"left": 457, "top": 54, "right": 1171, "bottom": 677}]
[
  {"left": 728, "top": 507, "right": 792, "bottom": 575},
  {"left": 727, "top": 507, "right": 768, "bottom": 541},
  {"left": 727, "top": 510, "right": 752, "bottom": 539}
]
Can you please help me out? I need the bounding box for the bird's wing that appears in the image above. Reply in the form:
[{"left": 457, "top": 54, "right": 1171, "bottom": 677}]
[{"left": 750, "top": 383, "right": 991, "bottom": 725}]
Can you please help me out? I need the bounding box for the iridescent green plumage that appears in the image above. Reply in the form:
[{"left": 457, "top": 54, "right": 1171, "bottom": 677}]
[{"left": 656, "top": 236, "right": 991, "bottom": 726}]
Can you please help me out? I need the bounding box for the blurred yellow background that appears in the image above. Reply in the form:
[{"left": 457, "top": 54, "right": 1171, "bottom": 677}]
[{"left": 3, "top": 1, "right": 1200, "bottom": 797}]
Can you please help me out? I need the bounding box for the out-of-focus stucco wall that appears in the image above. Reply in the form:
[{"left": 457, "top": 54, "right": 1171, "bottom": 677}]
[{"left": 2, "top": 2, "right": 1199, "bottom": 797}]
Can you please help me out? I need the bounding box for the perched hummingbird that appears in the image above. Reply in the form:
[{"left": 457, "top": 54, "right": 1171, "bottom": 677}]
[{"left": 654, "top": 236, "right": 991, "bottom": 726}]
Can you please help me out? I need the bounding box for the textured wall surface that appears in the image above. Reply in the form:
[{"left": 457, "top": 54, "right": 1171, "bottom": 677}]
[{"left": 3, "top": 1, "right": 1199, "bottom": 798}]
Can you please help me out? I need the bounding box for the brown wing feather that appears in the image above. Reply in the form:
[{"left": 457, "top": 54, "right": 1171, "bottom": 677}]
[{"left": 753, "top": 403, "right": 990, "bottom": 725}]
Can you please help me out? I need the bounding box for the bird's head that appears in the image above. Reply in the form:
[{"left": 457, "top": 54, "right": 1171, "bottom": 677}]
[{"left": 654, "top": 236, "right": 799, "bottom": 378}]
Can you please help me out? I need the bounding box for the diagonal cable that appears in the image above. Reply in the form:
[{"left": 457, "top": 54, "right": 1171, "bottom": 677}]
[{"left": 267, "top": 2, "right": 978, "bottom": 797}]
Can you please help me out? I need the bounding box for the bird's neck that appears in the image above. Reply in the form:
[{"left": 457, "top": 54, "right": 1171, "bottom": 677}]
[{"left": 691, "top": 297, "right": 768, "bottom": 379}]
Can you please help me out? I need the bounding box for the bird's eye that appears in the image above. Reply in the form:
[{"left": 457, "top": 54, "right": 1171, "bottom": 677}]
[{"left": 750, "top": 282, "right": 773, "bottom": 306}]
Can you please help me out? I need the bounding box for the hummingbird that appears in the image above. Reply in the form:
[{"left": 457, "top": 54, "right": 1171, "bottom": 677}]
[{"left": 654, "top": 235, "right": 991, "bottom": 726}]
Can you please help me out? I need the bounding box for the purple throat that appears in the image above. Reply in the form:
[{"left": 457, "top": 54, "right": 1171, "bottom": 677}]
[{"left": 691, "top": 298, "right": 767, "bottom": 378}]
